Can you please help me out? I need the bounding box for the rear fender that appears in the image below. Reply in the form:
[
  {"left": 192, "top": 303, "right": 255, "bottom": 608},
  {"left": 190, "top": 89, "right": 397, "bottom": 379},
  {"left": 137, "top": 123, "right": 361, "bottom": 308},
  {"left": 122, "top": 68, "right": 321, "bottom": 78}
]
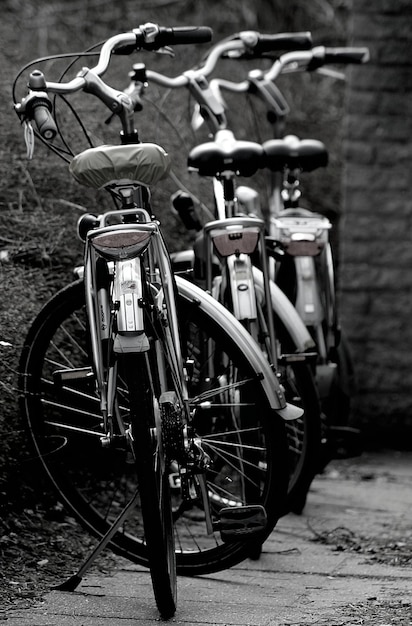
[
  {"left": 175, "top": 275, "right": 302, "bottom": 420},
  {"left": 252, "top": 266, "right": 315, "bottom": 353}
]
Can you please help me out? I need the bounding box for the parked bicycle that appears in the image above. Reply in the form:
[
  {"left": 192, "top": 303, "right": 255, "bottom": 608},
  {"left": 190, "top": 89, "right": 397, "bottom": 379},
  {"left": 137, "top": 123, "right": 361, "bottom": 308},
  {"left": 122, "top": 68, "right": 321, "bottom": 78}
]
[
  {"left": 230, "top": 44, "right": 368, "bottom": 456},
  {"left": 184, "top": 37, "right": 369, "bottom": 461},
  {"left": 151, "top": 32, "right": 325, "bottom": 514},
  {"left": 13, "top": 24, "right": 299, "bottom": 618}
]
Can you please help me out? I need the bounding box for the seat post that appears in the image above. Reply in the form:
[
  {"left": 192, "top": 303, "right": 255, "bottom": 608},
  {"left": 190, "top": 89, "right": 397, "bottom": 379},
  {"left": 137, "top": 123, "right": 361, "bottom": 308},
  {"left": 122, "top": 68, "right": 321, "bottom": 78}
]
[
  {"left": 282, "top": 169, "right": 302, "bottom": 208},
  {"left": 220, "top": 172, "right": 237, "bottom": 218}
]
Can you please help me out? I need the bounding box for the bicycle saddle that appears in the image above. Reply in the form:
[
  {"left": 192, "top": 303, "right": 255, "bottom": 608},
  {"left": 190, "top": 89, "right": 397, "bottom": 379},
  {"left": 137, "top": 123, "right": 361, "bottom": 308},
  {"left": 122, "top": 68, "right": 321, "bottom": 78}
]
[
  {"left": 69, "top": 143, "right": 171, "bottom": 189},
  {"left": 188, "top": 138, "right": 264, "bottom": 177},
  {"left": 263, "top": 135, "right": 328, "bottom": 173}
]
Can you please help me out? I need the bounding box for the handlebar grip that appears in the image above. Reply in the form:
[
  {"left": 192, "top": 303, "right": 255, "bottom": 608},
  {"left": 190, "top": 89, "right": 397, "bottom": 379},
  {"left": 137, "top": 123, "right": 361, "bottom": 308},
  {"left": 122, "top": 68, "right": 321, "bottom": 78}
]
[
  {"left": 253, "top": 32, "right": 312, "bottom": 54},
  {"left": 159, "top": 26, "right": 213, "bottom": 45},
  {"left": 308, "top": 46, "right": 370, "bottom": 70},
  {"left": 115, "top": 25, "right": 212, "bottom": 54},
  {"left": 32, "top": 101, "right": 58, "bottom": 140},
  {"left": 133, "top": 26, "right": 213, "bottom": 50},
  {"left": 323, "top": 47, "right": 369, "bottom": 64}
]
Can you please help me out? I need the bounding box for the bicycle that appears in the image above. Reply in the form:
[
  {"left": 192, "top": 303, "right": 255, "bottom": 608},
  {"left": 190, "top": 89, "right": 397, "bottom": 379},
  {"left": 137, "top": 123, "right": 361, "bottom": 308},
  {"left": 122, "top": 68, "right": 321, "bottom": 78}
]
[
  {"left": 197, "top": 39, "right": 369, "bottom": 460},
  {"left": 149, "top": 31, "right": 324, "bottom": 514},
  {"left": 13, "top": 24, "right": 298, "bottom": 618}
]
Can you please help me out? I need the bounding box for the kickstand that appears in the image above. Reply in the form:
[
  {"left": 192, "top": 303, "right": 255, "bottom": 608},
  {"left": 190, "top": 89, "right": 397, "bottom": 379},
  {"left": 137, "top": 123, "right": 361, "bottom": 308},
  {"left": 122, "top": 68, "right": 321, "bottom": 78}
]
[{"left": 54, "top": 488, "right": 141, "bottom": 592}]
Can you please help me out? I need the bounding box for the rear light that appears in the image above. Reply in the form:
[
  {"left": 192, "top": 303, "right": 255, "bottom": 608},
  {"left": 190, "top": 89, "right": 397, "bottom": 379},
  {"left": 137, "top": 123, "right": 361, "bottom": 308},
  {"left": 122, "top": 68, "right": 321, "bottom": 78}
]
[
  {"left": 90, "top": 227, "right": 153, "bottom": 260},
  {"left": 211, "top": 227, "right": 259, "bottom": 258},
  {"left": 271, "top": 215, "right": 330, "bottom": 257}
]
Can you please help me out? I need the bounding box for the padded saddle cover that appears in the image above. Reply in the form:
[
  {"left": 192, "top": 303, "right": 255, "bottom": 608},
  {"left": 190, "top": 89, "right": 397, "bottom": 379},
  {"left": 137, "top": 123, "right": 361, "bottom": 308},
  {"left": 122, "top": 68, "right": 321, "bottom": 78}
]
[{"left": 69, "top": 143, "right": 171, "bottom": 188}]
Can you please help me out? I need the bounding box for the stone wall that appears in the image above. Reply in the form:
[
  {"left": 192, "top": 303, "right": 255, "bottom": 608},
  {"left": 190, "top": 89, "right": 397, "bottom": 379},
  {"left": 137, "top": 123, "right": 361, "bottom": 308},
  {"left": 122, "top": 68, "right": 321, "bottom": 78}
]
[{"left": 340, "top": 0, "right": 412, "bottom": 444}]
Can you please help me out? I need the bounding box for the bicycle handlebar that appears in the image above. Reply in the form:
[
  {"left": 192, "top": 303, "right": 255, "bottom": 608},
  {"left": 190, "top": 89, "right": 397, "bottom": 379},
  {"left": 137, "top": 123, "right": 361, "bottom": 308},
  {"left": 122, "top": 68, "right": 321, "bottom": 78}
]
[
  {"left": 221, "top": 31, "right": 312, "bottom": 57},
  {"left": 264, "top": 45, "right": 369, "bottom": 81},
  {"left": 144, "top": 42, "right": 369, "bottom": 99},
  {"left": 15, "top": 23, "right": 369, "bottom": 145},
  {"left": 306, "top": 46, "right": 370, "bottom": 71},
  {"left": 202, "top": 44, "right": 369, "bottom": 107},
  {"left": 44, "top": 25, "right": 212, "bottom": 94},
  {"left": 15, "top": 23, "right": 213, "bottom": 140},
  {"left": 180, "top": 43, "right": 369, "bottom": 129}
]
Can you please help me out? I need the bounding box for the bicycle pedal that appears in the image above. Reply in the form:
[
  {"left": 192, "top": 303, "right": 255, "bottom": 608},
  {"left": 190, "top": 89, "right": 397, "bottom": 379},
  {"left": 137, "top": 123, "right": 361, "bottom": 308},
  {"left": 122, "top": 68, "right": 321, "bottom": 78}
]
[
  {"left": 280, "top": 352, "right": 318, "bottom": 364},
  {"left": 216, "top": 505, "right": 267, "bottom": 542},
  {"left": 53, "top": 367, "right": 94, "bottom": 386}
]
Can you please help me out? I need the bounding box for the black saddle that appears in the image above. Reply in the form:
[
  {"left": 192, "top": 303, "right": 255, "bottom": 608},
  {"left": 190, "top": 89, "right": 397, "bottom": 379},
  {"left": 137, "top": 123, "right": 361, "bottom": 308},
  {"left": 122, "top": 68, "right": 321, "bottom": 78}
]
[
  {"left": 263, "top": 135, "right": 328, "bottom": 172},
  {"left": 188, "top": 140, "right": 264, "bottom": 177}
]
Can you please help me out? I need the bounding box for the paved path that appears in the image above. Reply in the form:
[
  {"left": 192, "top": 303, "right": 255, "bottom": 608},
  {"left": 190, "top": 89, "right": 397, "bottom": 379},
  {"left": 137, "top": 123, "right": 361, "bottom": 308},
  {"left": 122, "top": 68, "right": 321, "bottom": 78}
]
[{"left": 3, "top": 451, "right": 412, "bottom": 625}]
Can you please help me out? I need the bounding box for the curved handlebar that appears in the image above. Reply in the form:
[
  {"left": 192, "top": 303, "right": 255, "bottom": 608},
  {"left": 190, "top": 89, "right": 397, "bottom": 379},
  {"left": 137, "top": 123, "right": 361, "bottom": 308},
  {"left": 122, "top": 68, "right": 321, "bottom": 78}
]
[
  {"left": 21, "top": 26, "right": 368, "bottom": 103},
  {"left": 19, "top": 25, "right": 213, "bottom": 97},
  {"left": 307, "top": 46, "right": 370, "bottom": 71},
  {"left": 185, "top": 43, "right": 369, "bottom": 129},
  {"left": 146, "top": 42, "right": 369, "bottom": 95},
  {"left": 44, "top": 37, "right": 247, "bottom": 94},
  {"left": 15, "top": 23, "right": 213, "bottom": 142},
  {"left": 203, "top": 44, "right": 369, "bottom": 99},
  {"left": 15, "top": 24, "right": 369, "bottom": 146},
  {"left": 265, "top": 45, "right": 370, "bottom": 81}
]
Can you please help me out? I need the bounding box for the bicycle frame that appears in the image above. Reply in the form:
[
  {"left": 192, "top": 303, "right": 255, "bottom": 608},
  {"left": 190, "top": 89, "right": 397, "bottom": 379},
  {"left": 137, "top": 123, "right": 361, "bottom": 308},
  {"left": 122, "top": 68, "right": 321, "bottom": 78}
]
[
  {"left": 79, "top": 203, "right": 189, "bottom": 442},
  {"left": 201, "top": 213, "right": 278, "bottom": 365}
]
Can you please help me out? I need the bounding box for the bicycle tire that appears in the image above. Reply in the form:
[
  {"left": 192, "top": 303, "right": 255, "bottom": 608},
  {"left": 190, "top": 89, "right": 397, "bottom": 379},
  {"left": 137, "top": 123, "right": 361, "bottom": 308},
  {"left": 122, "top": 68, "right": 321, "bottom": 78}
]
[
  {"left": 19, "top": 279, "right": 289, "bottom": 576},
  {"left": 281, "top": 361, "right": 321, "bottom": 514},
  {"left": 122, "top": 353, "right": 176, "bottom": 618}
]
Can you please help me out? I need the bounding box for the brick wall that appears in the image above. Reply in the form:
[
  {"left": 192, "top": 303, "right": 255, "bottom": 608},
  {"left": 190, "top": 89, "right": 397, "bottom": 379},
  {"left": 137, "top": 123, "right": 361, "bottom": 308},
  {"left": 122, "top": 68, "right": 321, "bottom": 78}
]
[{"left": 340, "top": 0, "right": 412, "bottom": 443}]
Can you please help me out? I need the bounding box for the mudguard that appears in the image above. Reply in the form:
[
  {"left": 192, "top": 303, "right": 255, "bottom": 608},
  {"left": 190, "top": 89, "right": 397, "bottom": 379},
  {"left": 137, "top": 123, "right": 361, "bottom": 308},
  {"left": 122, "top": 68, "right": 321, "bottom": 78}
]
[
  {"left": 171, "top": 249, "right": 314, "bottom": 354},
  {"left": 175, "top": 275, "right": 302, "bottom": 421},
  {"left": 252, "top": 266, "right": 315, "bottom": 353}
]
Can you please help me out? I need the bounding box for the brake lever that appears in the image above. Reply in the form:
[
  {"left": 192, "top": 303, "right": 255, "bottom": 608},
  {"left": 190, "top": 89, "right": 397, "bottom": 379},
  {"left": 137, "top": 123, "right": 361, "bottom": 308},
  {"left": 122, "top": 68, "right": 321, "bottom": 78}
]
[
  {"left": 23, "top": 120, "right": 34, "bottom": 160},
  {"left": 316, "top": 67, "right": 346, "bottom": 81},
  {"left": 154, "top": 46, "right": 175, "bottom": 57},
  {"left": 190, "top": 78, "right": 227, "bottom": 132},
  {"left": 248, "top": 71, "right": 290, "bottom": 118}
]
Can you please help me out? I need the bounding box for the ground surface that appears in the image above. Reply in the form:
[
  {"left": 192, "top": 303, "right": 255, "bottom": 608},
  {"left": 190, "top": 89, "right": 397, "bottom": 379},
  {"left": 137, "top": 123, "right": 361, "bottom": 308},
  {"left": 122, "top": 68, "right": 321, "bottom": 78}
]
[{"left": 1, "top": 451, "right": 412, "bottom": 625}]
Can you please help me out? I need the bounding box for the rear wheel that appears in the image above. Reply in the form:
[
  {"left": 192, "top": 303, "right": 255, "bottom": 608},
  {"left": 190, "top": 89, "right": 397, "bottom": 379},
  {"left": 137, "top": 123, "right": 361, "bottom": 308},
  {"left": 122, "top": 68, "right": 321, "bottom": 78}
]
[
  {"left": 19, "top": 279, "right": 289, "bottom": 576},
  {"left": 123, "top": 353, "right": 176, "bottom": 619}
]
